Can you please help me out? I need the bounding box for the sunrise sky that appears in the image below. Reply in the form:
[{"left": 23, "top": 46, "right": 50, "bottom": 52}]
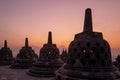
[{"left": 0, "top": 0, "right": 120, "bottom": 60}]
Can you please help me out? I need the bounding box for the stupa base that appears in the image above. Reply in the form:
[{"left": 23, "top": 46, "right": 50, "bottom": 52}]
[
  {"left": 10, "top": 59, "right": 33, "bottom": 69},
  {"left": 27, "top": 61, "right": 62, "bottom": 77},
  {"left": 0, "top": 61, "right": 13, "bottom": 66},
  {"left": 27, "top": 70, "right": 55, "bottom": 77},
  {"left": 55, "top": 65, "right": 120, "bottom": 80}
]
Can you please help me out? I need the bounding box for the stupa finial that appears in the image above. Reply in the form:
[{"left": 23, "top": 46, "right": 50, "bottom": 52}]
[
  {"left": 83, "top": 8, "right": 93, "bottom": 32},
  {"left": 25, "top": 38, "right": 29, "bottom": 47},
  {"left": 48, "top": 31, "right": 52, "bottom": 44},
  {"left": 4, "top": 40, "right": 7, "bottom": 48}
]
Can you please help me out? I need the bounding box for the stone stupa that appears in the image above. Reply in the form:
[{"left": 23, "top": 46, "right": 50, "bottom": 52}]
[
  {"left": 60, "top": 49, "right": 68, "bottom": 63},
  {"left": 113, "top": 55, "right": 120, "bottom": 70},
  {"left": 0, "top": 40, "right": 13, "bottom": 65},
  {"left": 55, "top": 8, "right": 120, "bottom": 80},
  {"left": 10, "top": 38, "right": 38, "bottom": 69},
  {"left": 27, "top": 31, "right": 63, "bottom": 77}
]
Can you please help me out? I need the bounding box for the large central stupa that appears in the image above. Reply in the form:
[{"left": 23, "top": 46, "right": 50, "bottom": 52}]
[
  {"left": 27, "top": 31, "right": 63, "bottom": 77},
  {"left": 55, "top": 8, "right": 120, "bottom": 80}
]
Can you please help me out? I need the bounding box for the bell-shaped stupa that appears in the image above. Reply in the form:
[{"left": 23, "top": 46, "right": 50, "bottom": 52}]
[
  {"left": 27, "top": 31, "right": 63, "bottom": 77},
  {"left": 60, "top": 49, "right": 68, "bottom": 63},
  {"left": 55, "top": 8, "right": 120, "bottom": 80},
  {"left": 10, "top": 38, "right": 38, "bottom": 69},
  {"left": 0, "top": 40, "right": 13, "bottom": 65}
]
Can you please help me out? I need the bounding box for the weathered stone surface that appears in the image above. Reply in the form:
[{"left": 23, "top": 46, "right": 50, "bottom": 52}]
[
  {"left": 0, "top": 40, "right": 13, "bottom": 65},
  {"left": 55, "top": 8, "right": 120, "bottom": 80},
  {"left": 10, "top": 38, "right": 38, "bottom": 69},
  {"left": 28, "top": 32, "right": 63, "bottom": 77}
]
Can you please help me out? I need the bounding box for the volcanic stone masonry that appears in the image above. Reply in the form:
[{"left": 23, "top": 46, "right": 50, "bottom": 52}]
[
  {"left": 0, "top": 40, "right": 13, "bottom": 65},
  {"left": 10, "top": 38, "right": 38, "bottom": 69},
  {"left": 55, "top": 8, "right": 120, "bottom": 80},
  {"left": 27, "top": 31, "right": 63, "bottom": 77}
]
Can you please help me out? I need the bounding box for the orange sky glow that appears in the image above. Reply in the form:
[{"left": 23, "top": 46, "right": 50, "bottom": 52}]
[{"left": 0, "top": 0, "right": 120, "bottom": 60}]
